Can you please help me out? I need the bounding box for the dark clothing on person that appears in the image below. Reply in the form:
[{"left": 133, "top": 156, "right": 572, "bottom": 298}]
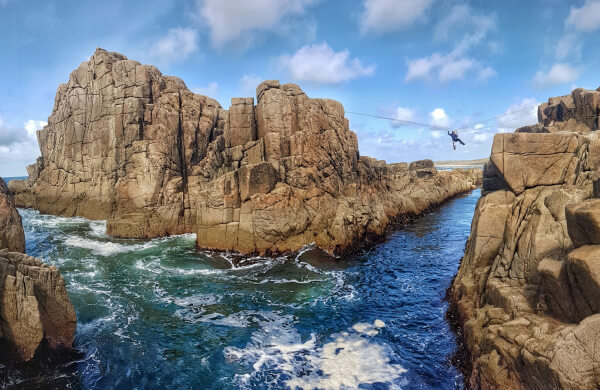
[{"left": 448, "top": 131, "right": 465, "bottom": 145}]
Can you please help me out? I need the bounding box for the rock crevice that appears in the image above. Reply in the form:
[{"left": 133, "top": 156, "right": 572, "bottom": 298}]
[
  {"left": 449, "top": 86, "right": 600, "bottom": 389},
  {"left": 10, "top": 48, "right": 481, "bottom": 255},
  {"left": 0, "top": 178, "right": 76, "bottom": 362}
]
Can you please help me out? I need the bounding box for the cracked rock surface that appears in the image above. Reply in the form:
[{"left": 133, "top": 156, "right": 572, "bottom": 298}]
[
  {"left": 0, "top": 178, "right": 25, "bottom": 253},
  {"left": 0, "top": 180, "right": 75, "bottom": 362},
  {"left": 449, "top": 86, "right": 600, "bottom": 389},
  {"left": 9, "top": 48, "right": 481, "bottom": 255}
]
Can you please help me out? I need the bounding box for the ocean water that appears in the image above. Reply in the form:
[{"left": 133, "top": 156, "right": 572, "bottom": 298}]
[{"left": 1, "top": 187, "right": 480, "bottom": 389}]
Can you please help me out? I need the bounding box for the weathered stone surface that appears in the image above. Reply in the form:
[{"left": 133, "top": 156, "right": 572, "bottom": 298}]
[
  {"left": 449, "top": 86, "right": 600, "bottom": 389},
  {"left": 567, "top": 245, "right": 600, "bottom": 318},
  {"left": 516, "top": 87, "right": 600, "bottom": 134},
  {"left": 408, "top": 159, "right": 437, "bottom": 178},
  {"left": 0, "top": 178, "right": 25, "bottom": 253},
  {"left": 538, "top": 258, "right": 578, "bottom": 322},
  {"left": 0, "top": 250, "right": 76, "bottom": 362},
  {"left": 490, "top": 132, "right": 583, "bottom": 195},
  {"left": 566, "top": 199, "right": 600, "bottom": 247},
  {"left": 15, "top": 48, "right": 482, "bottom": 255}
]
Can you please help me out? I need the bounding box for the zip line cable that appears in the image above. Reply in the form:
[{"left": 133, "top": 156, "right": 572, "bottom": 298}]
[
  {"left": 346, "top": 103, "right": 541, "bottom": 134},
  {"left": 347, "top": 101, "right": 600, "bottom": 136},
  {"left": 345, "top": 111, "right": 450, "bottom": 131}
]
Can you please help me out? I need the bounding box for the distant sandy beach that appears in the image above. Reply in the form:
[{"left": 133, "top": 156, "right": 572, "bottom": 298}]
[{"left": 434, "top": 158, "right": 487, "bottom": 168}]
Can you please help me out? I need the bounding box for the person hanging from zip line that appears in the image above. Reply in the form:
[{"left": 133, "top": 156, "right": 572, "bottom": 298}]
[{"left": 447, "top": 130, "right": 466, "bottom": 150}]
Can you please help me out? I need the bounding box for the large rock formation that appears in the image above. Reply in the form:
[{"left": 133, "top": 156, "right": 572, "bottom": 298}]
[
  {"left": 0, "top": 178, "right": 25, "bottom": 252},
  {"left": 448, "top": 87, "right": 600, "bottom": 389},
  {"left": 0, "top": 250, "right": 77, "bottom": 362},
  {"left": 0, "top": 180, "right": 76, "bottom": 362},
  {"left": 10, "top": 48, "right": 481, "bottom": 255},
  {"left": 517, "top": 87, "right": 600, "bottom": 134}
]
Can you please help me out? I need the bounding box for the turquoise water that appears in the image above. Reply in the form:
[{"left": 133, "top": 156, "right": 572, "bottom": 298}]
[{"left": 2, "top": 185, "right": 480, "bottom": 389}]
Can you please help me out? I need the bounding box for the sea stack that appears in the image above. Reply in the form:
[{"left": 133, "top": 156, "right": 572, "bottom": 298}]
[
  {"left": 10, "top": 48, "right": 481, "bottom": 255},
  {"left": 448, "top": 87, "right": 600, "bottom": 389},
  {"left": 0, "top": 178, "right": 76, "bottom": 362}
]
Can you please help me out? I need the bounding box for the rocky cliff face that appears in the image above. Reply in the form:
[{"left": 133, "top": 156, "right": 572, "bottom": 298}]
[
  {"left": 449, "top": 87, "right": 600, "bottom": 389},
  {"left": 0, "top": 178, "right": 25, "bottom": 253},
  {"left": 0, "top": 180, "right": 76, "bottom": 362},
  {"left": 0, "top": 250, "right": 77, "bottom": 362},
  {"left": 10, "top": 48, "right": 481, "bottom": 255}
]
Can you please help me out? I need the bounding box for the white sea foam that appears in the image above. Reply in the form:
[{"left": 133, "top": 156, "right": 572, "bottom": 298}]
[
  {"left": 224, "top": 316, "right": 406, "bottom": 389},
  {"left": 171, "top": 293, "right": 221, "bottom": 308},
  {"left": 197, "top": 311, "right": 258, "bottom": 327},
  {"left": 65, "top": 233, "right": 196, "bottom": 257},
  {"left": 218, "top": 252, "right": 284, "bottom": 271},
  {"left": 89, "top": 221, "right": 107, "bottom": 237},
  {"left": 257, "top": 277, "right": 326, "bottom": 285},
  {"left": 286, "top": 324, "right": 407, "bottom": 390},
  {"left": 294, "top": 243, "right": 317, "bottom": 261},
  {"left": 64, "top": 237, "right": 133, "bottom": 256},
  {"left": 154, "top": 285, "right": 221, "bottom": 323}
]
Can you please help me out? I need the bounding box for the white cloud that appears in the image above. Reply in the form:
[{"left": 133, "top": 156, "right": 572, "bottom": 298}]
[
  {"left": 193, "top": 82, "right": 219, "bottom": 97},
  {"left": 359, "top": 0, "right": 434, "bottom": 35},
  {"left": 279, "top": 42, "right": 375, "bottom": 84},
  {"left": 430, "top": 108, "right": 450, "bottom": 127},
  {"left": 477, "top": 67, "right": 497, "bottom": 82},
  {"left": 240, "top": 74, "right": 263, "bottom": 97},
  {"left": 533, "top": 63, "right": 581, "bottom": 88},
  {"left": 0, "top": 117, "right": 22, "bottom": 146},
  {"left": 390, "top": 107, "right": 417, "bottom": 128},
  {"left": 406, "top": 52, "right": 494, "bottom": 83},
  {"left": 437, "top": 57, "right": 476, "bottom": 82},
  {"left": 431, "top": 130, "right": 443, "bottom": 139},
  {"left": 153, "top": 28, "right": 198, "bottom": 64},
  {"left": 555, "top": 33, "right": 582, "bottom": 60},
  {"left": 196, "top": 0, "right": 317, "bottom": 47},
  {"left": 0, "top": 117, "right": 44, "bottom": 176},
  {"left": 434, "top": 4, "right": 496, "bottom": 42},
  {"left": 0, "top": 117, "right": 45, "bottom": 146},
  {"left": 24, "top": 119, "right": 46, "bottom": 140},
  {"left": 497, "top": 98, "right": 539, "bottom": 129},
  {"left": 405, "top": 5, "right": 497, "bottom": 84},
  {"left": 566, "top": 1, "right": 600, "bottom": 32},
  {"left": 473, "top": 133, "right": 490, "bottom": 142}
]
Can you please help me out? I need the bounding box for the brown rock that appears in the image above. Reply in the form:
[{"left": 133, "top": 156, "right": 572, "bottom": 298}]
[
  {"left": 0, "top": 178, "right": 25, "bottom": 253},
  {"left": 538, "top": 258, "right": 578, "bottom": 321},
  {"left": 0, "top": 250, "right": 76, "bottom": 361},
  {"left": 238, "top": 162, "right": 280, "bottom": 202},
  {"left": 490, "top": 132, "right": 583, "bottom": 195},
  {"left": 7, "top": 179, "right": 34, "bottom": 208},
  {"left": 566, "top": 199, "right": 600, "bottom": 247},
  {"left": 449, "top": 86, "right": 600, "bottom": 389},
  {"left": 16, "top": 48, "right": 481, "bottom": 255},
  {"left": 408, "top": 159, "right": 437, "bottom": 178},
  {"left": 567, "top": 246, "right": 600, "bottom": 317}
]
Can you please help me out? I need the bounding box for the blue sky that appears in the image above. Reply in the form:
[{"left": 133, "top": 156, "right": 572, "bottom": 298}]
[{"left": 1, "top": 0, "right": 599, "bottom": 176}]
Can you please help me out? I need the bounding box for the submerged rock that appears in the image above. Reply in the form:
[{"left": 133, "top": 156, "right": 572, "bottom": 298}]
[
  {"left": 10, "top": 48, "right": 481, "bottom": 255},
  {"left": 449, "top": 86, "right": 600, "bottom": 389}
]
